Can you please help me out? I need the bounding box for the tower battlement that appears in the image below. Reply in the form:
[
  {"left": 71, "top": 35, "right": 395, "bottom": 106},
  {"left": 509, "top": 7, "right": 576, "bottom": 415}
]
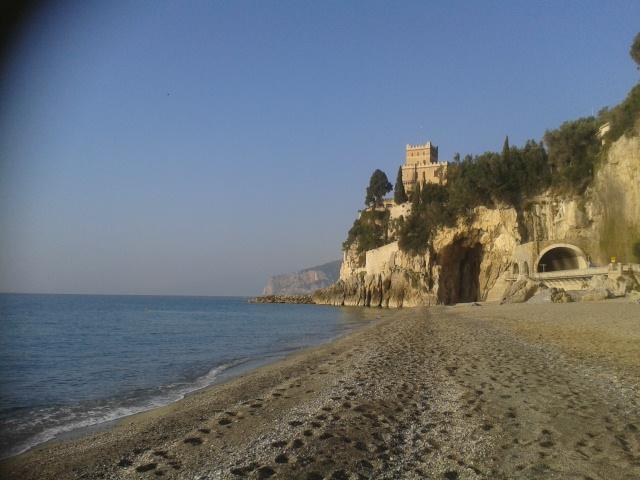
[
  {"left": 404, "top": 142, "right": 438, "bottom": 166},
  {"left": 406, "top": 142, "right": 434, "bottom": 150},
  {"left": 400, "top": 140, "right": 447, "bottom": 193}
]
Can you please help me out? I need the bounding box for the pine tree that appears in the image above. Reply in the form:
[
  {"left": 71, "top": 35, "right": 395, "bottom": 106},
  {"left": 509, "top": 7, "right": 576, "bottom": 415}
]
[
  {"left": 365, "top": 169, "right": 393, "bottom": 207},
  {"left": 393, "top": 166, "right": 408, "bottom": 204},
  {"left": 412, "top": 181, "right": 422, "bottom": 206},
  {"left": 502, "top": 136, "right": 510, "bottom": 162},
  {"left": 630, "top": 32, "right": 640, "bottom": 68}
]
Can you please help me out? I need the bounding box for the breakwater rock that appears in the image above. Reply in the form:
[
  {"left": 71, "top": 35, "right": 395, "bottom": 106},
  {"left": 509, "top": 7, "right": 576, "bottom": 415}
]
[{"left": 248, "top": 295, "right": 315, "bottom": 304}]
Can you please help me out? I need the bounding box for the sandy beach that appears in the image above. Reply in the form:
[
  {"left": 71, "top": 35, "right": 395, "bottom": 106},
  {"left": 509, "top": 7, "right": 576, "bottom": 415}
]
[{"left": 1, "top": 302, "right": 639, "bottom": 479}]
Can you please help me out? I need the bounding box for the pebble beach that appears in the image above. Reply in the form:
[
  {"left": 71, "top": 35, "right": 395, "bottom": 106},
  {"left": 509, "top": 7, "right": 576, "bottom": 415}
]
[{"left": 2, "top": 302, "right": 639, "bottom": 479}]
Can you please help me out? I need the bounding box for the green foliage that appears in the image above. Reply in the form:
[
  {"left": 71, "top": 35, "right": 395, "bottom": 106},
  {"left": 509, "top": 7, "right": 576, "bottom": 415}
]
[
  {"left": 421, "top": 183, "right": 448, "bottom": 204},
  {"left": 631, "top": 32, "right": 640, "bottom": 68},
  {"left": 544, "top": 117, "right": 601, "bottom": 193},
  {"left": 597, "top": 33, "right": 640, "bottom": 142},
  {"left": 393, "top": 166, "right": 408, "bottom": 204},
  {"left": 365, "top": 169, "right": 392, "bottom": 207},
  {"left": 342, "top": 209, "right": 390, "bottom": 253},
  {"left": 600, "top": 83, "right": 640, "bottom": 142},
  {"left": 446, "top": 140, "right": 551, "bottom": 211},
  {"left": 410, "top": 181, "right": 421, "bottom": 206},
  {"left": 398, "top": 140, "right": 551, "bottom": 254},
  {"left": 366, "top": 33, "right": 640, "bottom": 256},
  {"left": 502, "top": 136, "right": 510, "bottom": 162},
  {"left": 399, "top": 183, "right": 453, "bottom": 254}
]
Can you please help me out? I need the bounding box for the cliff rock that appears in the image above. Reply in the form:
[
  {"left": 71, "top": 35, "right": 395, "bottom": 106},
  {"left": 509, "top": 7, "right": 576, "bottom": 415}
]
[
  {"left": 314, "top": 133, "right": 640, "bottom": 307},
  {"left": 314, "top": 207, "right": 520, "bottom": 307},
  {"left": 262, "top": 260, "right": 341, "bottom": 295}
]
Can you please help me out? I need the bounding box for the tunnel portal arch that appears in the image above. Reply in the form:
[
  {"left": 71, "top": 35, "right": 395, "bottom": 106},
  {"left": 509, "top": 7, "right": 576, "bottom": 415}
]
[{"left": 535, "top": 244, "right": 588, "bottom": 273}]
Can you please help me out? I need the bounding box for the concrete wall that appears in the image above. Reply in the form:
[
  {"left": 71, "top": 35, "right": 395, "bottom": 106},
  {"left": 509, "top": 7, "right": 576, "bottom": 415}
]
[{"left": 388, "top": 202, "right": 411, "bottom": 220}]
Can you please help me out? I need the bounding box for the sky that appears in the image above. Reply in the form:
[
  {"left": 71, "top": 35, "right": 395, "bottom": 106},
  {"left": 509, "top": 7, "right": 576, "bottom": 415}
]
[{"left": 0, "top": 0, "right": 638, "bottom": 296}]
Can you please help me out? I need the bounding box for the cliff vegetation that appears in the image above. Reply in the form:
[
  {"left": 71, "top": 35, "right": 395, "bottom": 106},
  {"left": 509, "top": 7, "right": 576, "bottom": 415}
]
[
  {"left": 346, "top": 33, "right": 640, "bottom": 259},
  {"left": 318, "top": 33, "right": 640, "bottom": 307}
]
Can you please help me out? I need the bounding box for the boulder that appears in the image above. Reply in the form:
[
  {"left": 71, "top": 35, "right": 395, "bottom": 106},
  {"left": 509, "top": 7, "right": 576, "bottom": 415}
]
[
  {"left": 580, "top": 289, "right": 611, "bottom": 302},
  {"left": 501, "top": 278, "right": 540, "bottom": 304}
]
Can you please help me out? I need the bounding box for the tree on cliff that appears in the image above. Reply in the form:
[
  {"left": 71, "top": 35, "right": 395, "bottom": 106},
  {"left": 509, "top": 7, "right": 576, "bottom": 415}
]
[
  {"left": 393, "top": 166, "right": 408, "bottom": 204},
  {"left": 365, "top": 169, "right": 392, "bottom": 207},
  {"left": 412, "top": 181, "right": 422, "bottom": 207},
  {"left": 544, "top": 117, "right": 600, "bottom": 193},
  {"left": 631, "top": 32, "right": 640, "bottom": 68},
  {"left": 502, "top": 136, "right": 510, "bottom": 162}
]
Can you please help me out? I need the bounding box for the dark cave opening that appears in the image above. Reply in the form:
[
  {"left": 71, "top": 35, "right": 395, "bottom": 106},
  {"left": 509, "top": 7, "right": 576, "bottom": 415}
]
[{"left": 438, "top": 241, "right": 483, "bottom": 305}]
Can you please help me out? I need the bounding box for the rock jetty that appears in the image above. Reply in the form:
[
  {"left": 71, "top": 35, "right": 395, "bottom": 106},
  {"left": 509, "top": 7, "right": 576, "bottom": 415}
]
[{"left": 248, "top": 295, "right": 315, "bottom": 304}]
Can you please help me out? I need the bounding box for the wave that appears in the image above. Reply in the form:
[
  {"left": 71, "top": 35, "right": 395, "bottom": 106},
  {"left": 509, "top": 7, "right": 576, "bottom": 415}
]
[{"left": 0, "top": 360, "right": 242, "bottom": 459}]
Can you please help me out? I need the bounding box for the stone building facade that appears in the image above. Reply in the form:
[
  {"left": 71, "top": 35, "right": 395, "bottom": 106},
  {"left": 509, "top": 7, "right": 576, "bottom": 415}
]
[{"left": 400, "top": 142, "right": 448, "bottom": 193}]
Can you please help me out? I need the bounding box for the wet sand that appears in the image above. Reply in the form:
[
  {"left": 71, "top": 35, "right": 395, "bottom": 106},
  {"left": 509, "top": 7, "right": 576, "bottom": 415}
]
[{"left": 1, "top": 302, "right": 639, "bottom": 479}]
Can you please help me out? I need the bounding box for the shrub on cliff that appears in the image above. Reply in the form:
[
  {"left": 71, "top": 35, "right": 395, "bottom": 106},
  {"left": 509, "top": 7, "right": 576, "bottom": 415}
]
[
  {"left": 600, "top": 84, "right": 640, "bottom": 142},
  {"left": 343, "top": 209, "right": 390, "bottom": 253},
  {"left": 399, "top": 183, "right": 454, "bottom": 254},
  {"left": 446, "top": 139, "right": 550, "bottom": 212},
  {"left": 544, "top": 116, "right": 601, "bottom": 193},
  {"left": 599, "top": 33, "right": 640, "bottom": 142}
]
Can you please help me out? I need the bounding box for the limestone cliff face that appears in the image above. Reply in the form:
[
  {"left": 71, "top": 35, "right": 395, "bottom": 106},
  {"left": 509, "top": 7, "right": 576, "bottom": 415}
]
[
  {"left": 314, "top": 208, "right": 520, "bottom": 307},
  {"left": 520, "top": 134, "right": 640, "bottom": 263},
  {"left": 591, "top": 135, "right": 640, "bottom": 263},
  {"left": 314, "top": 133, "right": 639, "bottom": 307},
  {"left": 262, "top": 260, "right": 341, "bottom": 295}
]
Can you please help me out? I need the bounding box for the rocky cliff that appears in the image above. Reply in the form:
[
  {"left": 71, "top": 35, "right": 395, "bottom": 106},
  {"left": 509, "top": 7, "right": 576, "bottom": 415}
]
[
  {"left": 314, "top": 207, "right": 520, "bottom": 307},
  {"left": 262, "top": 260, "right": 341, "bottom": 295},
  {"left": 519, "top": 134, "right": 640, "bottom": 264},
  {"left": 314, "top": 133, "right": 640, "bottom": 307}
]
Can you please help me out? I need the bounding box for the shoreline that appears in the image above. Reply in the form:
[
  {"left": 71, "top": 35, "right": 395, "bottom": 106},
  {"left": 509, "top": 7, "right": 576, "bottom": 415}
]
[
  {"left": 1, "top": 304, "right": 383, "bottom": 462},
  {"left": 2, "top": 302, "right": 639, "bottom": 479}
]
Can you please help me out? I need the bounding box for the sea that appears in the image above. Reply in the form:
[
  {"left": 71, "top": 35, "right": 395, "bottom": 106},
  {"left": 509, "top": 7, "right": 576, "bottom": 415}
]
[{"left": 0, "top": 293, "right": 376, "bottom": 459}]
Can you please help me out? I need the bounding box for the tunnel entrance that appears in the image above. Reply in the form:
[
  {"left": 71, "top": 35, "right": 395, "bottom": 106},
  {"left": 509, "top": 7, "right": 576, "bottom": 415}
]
[
  {"left": 438, "top": 241, "right": 483, "bottom": 305},
  {"left": 536, "top": 245, "right": 587, "bottom": 272}
]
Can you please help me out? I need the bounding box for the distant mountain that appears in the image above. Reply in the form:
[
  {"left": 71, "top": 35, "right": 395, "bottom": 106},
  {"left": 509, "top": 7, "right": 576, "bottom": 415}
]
[{"left": 262, "top": 260, "right": 341, "bottom": 295}]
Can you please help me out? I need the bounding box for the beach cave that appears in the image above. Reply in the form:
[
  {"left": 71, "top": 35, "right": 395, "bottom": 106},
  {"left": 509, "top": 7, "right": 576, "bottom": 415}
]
[{"left": 437, "top": 240, "right": 483, "bottom": 305}]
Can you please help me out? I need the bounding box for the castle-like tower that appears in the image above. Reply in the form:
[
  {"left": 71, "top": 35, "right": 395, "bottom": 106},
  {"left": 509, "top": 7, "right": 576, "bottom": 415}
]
[{"left": 400, "top": 142, "right": 448, "bottom": 193}]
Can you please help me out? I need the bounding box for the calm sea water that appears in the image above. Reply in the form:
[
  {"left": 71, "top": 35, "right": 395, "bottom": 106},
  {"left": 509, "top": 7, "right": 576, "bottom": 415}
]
[{"left": 0, "top": 294, "right": 376, "bottom": 458}]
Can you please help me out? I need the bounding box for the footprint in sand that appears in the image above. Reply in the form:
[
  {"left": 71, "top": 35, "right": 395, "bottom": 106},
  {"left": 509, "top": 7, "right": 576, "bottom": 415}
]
[
  {"left": 256, "top": 466, "right": 276, "bottom": 478},
  {"left": 183, "top": 437, "right": 202, "bottom": 446},
  {"left": 135, "top": 463, "right": 157, "bottom": 472}
]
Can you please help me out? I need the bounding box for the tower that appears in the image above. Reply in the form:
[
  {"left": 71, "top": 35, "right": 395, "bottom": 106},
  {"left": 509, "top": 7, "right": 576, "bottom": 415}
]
[{"left": 400, "top": 142, "right": 446, "bottom": 193}]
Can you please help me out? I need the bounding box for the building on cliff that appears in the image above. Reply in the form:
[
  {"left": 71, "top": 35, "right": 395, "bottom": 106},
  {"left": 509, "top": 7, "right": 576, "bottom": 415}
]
[
  {"left": 315, "top": 131, "right": 640, "bottom": 308},
  {"left": 400, "top": 142, "right": 448, "bottom": 193}
]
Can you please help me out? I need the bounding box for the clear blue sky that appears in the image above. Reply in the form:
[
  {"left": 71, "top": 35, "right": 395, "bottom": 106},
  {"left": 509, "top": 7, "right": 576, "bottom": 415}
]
[{"left": 1, "top": 0, "right": 638, "bottom": 295}]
